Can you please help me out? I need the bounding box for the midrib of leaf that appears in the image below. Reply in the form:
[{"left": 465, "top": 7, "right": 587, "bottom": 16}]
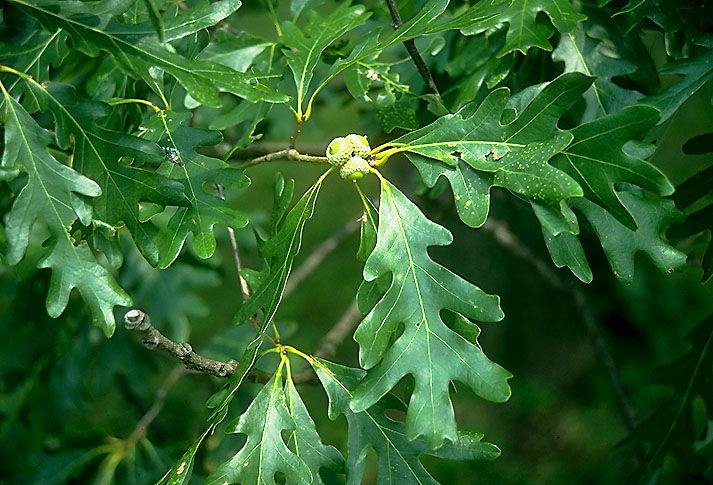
[
  {"left": 564, "top": 32, "right": 606, "bottom": 114},
  {"left": 313, "top": 361, "right": 424, "bottom": 482},
  {"left": 2, "top": 86, "right": 92, "bottom": 280},
  {"left": 295, "top": 29, "right": 330, "bottom": 116},
  {"left": 258, "top": 369, "right": 284, "bottom": 484},
  {"left": 381, "top": 178, "right": 438, "bottom": 440}
]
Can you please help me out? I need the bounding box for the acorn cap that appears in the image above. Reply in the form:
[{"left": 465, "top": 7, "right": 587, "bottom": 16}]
[
  {"left": 340, "top": 156, "right": 371, "bottom": 180},
  {"left": 346, "top": 133, "right": 371, "bottom": 158},
  {"left": 326, "top": 137, "right": 351, "bottom": 165}
]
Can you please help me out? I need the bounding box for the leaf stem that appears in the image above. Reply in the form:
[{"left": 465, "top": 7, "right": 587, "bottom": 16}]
[{"left": 108, "top": 98, "right": 161, "bottom": 113}]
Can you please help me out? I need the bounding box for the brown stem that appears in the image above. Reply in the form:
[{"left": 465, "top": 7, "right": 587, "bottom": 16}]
[
  {"left": 124, "top": 309, "right": 238, "bottom": 378},
  {"left": 214, "top": 184, "right": 250, "bottom": 301},
  {"left": 289, "top": 117, "right": 304, "bottom": 149},
  {"left": 385, "top": 0, "right": 442, "bottom": 101}
]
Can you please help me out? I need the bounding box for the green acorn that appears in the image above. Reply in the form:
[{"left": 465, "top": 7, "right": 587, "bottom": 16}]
[
  {"left": 326, "top": 137, "right": 351, "bottom": 165},
  {"left": 346, "top": 133, "right": 371, "bottom": 158},
  {"left": 340, "top": 156, "right": 371, "bottom": 180}
]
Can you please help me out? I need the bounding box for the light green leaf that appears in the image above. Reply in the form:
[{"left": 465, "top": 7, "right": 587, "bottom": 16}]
[
  {"left": 552, "top": 105, "right": 673, "bottom": 230},
  {"left": 375, "top": 92, "right": 419, "bottom": 133},
  {"left": 312, "top": 358, "right": 501, "bottom": 484},
  {"left": 281, "top": 1, "right": 369, "bottom": 117},
  {"left": 12, "top": 0, "right": 286, "bottom": 106},
  {"left": 141, "top": 111, "right": 249, "bottom": 268},
  {"left": 28, "top": 82, "right": 189, "bottom": 267},
  {"left": 570, "top": 192, "right": 687, "bottom": 284},
  {"left": 1, "top": 87, "right": 130, "bottom": 335},
  {"left": 284, "top": 377, "right": 344, "bottom": 483},
  {"left": 205, "top": 368, "right": 313, "bottom": 485},
  {"left": 392, "top": 72, "right": 590, "bottom": 229},
  {"left": 351, "top": 178, "right": 511, "bottom": 449},
  {"left": 553, "top": 24, "right": 643, "bottom": 121}
]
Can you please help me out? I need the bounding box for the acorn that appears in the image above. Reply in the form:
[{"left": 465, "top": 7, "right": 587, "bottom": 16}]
[
  {"left": 326, "top": 137, "right": 352, "bottom": 165},
  {"left": 345, "top": 133, "right": 371, "bottom": 158},
  {"left": 340, "top": 156, "right": 371, "bottom": 181}
]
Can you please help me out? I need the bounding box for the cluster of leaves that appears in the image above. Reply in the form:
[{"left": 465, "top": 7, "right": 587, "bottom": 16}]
[{"left": 1, "top": 0, "right": 712, "bottom": 483}]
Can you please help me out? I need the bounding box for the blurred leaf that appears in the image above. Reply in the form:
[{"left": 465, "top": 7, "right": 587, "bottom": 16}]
[
  {"left": 1, "top": 86, "right": 130, "bottom": 335},
  {"left": 312, "top": 358, "right": 501, "bottom": 484},
  {"left": 641, "top": 46, "right": 713, "bottom": 123},
  {"left": 12, "top": 0, "right": 286, "bottom": 106},
  {"left": 351, "top": 178, "right": 510, "bottom": 449},
  {"left": 156, "top": 428, "right": 210, "bottom": 485},
  {"left": 626, "top": 315, "right": 713, "bottom": 482},
  {"left": 375, "top": 92, "right": 419, "bottom": 133}
]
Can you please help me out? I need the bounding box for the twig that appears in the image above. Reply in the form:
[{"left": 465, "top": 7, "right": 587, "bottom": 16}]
[
  {"left": 124, "top": 309, "right": 238, "bottom": 378},
  {"left": 289, "top": 117, "right": 304, "bottom": 149},
  {"left": 480, "top": 218, "right": 640, "bottom": 431},
  {"left": 284, "top": 217, "right": 361, "bottom": 298},
  {"left": 385, "top": 0, "right": 442, "bottom": 101},
  {"left": 214, "top": 184, "right": 251, "bottom": 301},
  {"left": 236, "top": 148, "right": 329, "bottom": 170}
]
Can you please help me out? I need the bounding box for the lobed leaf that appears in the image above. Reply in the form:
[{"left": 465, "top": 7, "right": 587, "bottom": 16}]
[
  {"left": 393, "top": 72, "right": 591, "bottom": 230},
  {"left": 351, "top": 177, "right": 511, "bottom": 449},
  {"left": 142, "top": 111, "right": 249, "bottom": 268},
  {"left": 1, "top": 87, "right": 130, "bottom": 335},
  {"left": 312, "top": 358, "right": 501, "bottom": 484}
]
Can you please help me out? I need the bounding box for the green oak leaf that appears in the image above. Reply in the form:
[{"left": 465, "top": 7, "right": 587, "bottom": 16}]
[
  {"left": 209, "top": 172, "right": 330, "bottom": 426},
  {"left": 311, "top": 358, "right": 501, "bottom": 484},
  {"left": 542, "top": 229, "right": 593, "bottom": 283},
  {"left": 28, "top": 82, "right": 189, "bottom": 267},
  {"left": 281, "top": 1, "right": 369, "bottom": 117},
  {"left": 390, "top": 72, "right": 590, "bottom": 229},
  {"left": 155, "top": 428, "right": 211, "bottom": 485},
  {"left": 552, "top": 105, "right": 673, "bottom": 231},
  {"left": 351, "top": 178, "right": 511, "bottom": 449},
  {"left": 553, "top": 24, "right": 643, "bottom": 121},
  {"left": 1, "top": 88, "right": 130, "bottom": 336},
  {"left": 11, "top": 0, "right": 286, "bottom": 106},
  {"left": 205, "top": 368, "right": 313, "bottom": 485},
  {"left": 429, "top": 0, "right": 586, "bottom": 56},
  {"left": 284, "top": 377, "right": 344, "bottom": 484},
  {"left": 641, "top": 46, "right": 713, "bottom": 123},
  {"left": 559, "top": 192, "right": 687, "bottom": 284},
  {"left": 142, "top": 112, "right": 249, "bottom": 268}
]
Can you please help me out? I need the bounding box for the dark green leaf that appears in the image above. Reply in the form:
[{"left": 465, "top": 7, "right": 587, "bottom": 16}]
[
  {"left": 142, "top": 111, "right": 249, "bottom": 268},
  {"left": 570, "top": 192, "right": 686, "bottom": 284},
  {"left": 1, "top": 87, "right": 130, "bottom": 335},
  {"left": 13, "top": 0, "right": 286, "bottom": 106},
  {"left": 552, "top": 105, "right": 673, "bottom": 230}
]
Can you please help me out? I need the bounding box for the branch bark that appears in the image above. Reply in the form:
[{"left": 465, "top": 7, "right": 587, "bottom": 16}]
[
  {"left": 124, "top": 309, "right": 239, "bottom": 378},
  {"left": 385, "top": 0, "right": 442, "bottom": 101}
]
